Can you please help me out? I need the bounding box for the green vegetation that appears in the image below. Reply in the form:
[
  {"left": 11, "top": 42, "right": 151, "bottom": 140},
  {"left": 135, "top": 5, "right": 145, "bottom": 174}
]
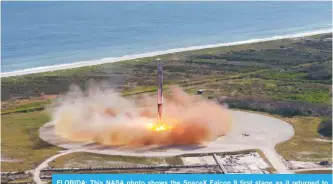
[
  {"left": 49, "top": 152, "right": 166, "bottom": 168},
  {"left": 276, "top": 116, "right": 332, "bottom": 161},
  {"left": 318, "top": 119, "right": 332, "bottom": 137},
  {"left": 2, "top": 176, "right": 33, "bottom": 184},
  {"left": 1, "top": 99, "right": 51, "bottom": 115},
  {"left": 1, "top": 111, "right": 61, "bottom": 171},
  {"left": 2, "top": 34, "right": 332, "bottom": 102},
  {"left": 296, "top": 170, "right": 332, "bottom": 174},
  {"left": 164, "top": 157, "right": 184, "bottom": 165},
  {"left": 2, "top": 34, "right": 332, "bottom": 118},
  {"left": 1, "top": 33, "right": 332, "bottom": 172}
]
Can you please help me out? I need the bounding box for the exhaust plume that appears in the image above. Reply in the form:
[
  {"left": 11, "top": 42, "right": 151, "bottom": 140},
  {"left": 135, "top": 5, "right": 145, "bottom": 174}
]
[{"left": 50, "top": 85, "right": 232, "bottom": 147}]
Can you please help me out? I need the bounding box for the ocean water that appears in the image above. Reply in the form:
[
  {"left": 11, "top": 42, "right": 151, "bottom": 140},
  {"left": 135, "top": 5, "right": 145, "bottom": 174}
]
[{"left": 1, "top": 1, "right": 332, "bottom": 74}]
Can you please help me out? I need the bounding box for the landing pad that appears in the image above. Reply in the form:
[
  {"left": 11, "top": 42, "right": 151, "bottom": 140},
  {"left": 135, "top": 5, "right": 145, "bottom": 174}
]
[{"left": 39, "top": 110, "right": 294, "bottom": 156}]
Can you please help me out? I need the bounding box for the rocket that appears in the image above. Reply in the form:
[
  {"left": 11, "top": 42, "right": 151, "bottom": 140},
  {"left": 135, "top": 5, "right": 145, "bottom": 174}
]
[{"left": 157, "top": 63, "right": 163, "bottom": 121}]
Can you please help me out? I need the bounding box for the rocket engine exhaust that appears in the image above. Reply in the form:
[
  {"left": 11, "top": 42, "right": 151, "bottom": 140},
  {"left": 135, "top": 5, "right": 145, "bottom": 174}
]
[
  {"left": 157, "top": 64, "right": 163, "bottom": 121},
  {"left": 49, "top": 63, "right": 232, "bottom": 147}
]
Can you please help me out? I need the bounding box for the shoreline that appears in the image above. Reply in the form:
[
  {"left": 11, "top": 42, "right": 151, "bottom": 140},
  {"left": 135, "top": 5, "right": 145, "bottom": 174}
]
[{"left": 1, "top": 29, "right": 332, "bottom": 78}]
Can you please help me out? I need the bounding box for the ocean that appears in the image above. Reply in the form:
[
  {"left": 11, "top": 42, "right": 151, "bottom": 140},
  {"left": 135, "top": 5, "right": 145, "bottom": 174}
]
[{"left": 1, "top": 1, "right": 332, "bottom": 75}]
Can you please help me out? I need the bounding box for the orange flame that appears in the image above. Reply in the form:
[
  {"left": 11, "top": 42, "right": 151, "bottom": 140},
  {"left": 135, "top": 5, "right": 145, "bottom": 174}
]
[{"left": 146, "top": 122, "right": 172, "bottom": 132}]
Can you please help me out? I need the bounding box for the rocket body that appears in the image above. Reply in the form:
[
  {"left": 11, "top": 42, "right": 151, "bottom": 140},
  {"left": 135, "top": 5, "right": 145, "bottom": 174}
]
[{"left": 157, "top": 64, "right": 163, "bottom": 121}]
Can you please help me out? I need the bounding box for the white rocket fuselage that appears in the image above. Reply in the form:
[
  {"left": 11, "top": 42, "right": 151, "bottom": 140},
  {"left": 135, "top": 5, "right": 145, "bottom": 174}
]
[{"left": 157, "top": 64, "right": 163, "bottom": 121}]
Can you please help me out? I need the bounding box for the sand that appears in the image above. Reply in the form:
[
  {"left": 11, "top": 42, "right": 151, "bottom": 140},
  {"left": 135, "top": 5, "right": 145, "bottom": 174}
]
[{"left": 2, "top": 29, "right": 331, "bottom": 78}]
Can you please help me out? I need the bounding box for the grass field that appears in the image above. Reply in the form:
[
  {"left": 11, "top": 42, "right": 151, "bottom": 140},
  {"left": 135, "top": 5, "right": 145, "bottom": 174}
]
[
  {"left": 276, "top": 116, "right": 332, "bottom": 161},
  {"left": 1, "top": 111, "right": 61, "bottom": 171},
  {"left": 296, "top": 170, "right": 332, "bottom": 174},
  {"left": 49, "top": 152, "right": 167, "bottom": 168},
  {"left": 2, "top": 177, "right": 33, "bottom": 184},
  {"left": 1, "top": 33, "right": 332, "bottom": 172}
]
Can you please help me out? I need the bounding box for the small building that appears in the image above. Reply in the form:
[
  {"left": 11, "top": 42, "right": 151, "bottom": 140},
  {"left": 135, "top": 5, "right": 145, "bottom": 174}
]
[{"left": 197, "top": 90, "right": 204, "bottom": 95}]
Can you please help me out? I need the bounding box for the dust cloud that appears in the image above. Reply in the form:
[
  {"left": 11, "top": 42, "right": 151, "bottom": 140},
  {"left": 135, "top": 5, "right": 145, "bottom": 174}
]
[{"left": 50, "top": 84, "right": 232, "bottom": 147}]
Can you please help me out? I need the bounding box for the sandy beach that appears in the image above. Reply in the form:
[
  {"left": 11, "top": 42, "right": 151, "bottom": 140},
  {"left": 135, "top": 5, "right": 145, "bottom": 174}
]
[{"left": 1, "top": 29, "right": 331, "bottom": 78}]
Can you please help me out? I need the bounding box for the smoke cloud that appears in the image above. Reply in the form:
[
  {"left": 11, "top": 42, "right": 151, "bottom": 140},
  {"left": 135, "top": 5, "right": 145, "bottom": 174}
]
[{"left": 50, "top": 84, "right": 232, "bottom": 147}]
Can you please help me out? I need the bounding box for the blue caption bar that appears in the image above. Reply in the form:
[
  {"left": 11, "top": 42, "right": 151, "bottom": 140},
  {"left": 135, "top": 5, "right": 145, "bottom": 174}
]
[{"left": 53, "top": 174, "right": 332, "bottom": 184}]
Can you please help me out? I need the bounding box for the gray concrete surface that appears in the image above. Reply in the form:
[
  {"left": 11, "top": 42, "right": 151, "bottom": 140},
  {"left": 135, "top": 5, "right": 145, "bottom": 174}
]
[{"left": 38, "top": 110, "right": 295, "bottom": 177}]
